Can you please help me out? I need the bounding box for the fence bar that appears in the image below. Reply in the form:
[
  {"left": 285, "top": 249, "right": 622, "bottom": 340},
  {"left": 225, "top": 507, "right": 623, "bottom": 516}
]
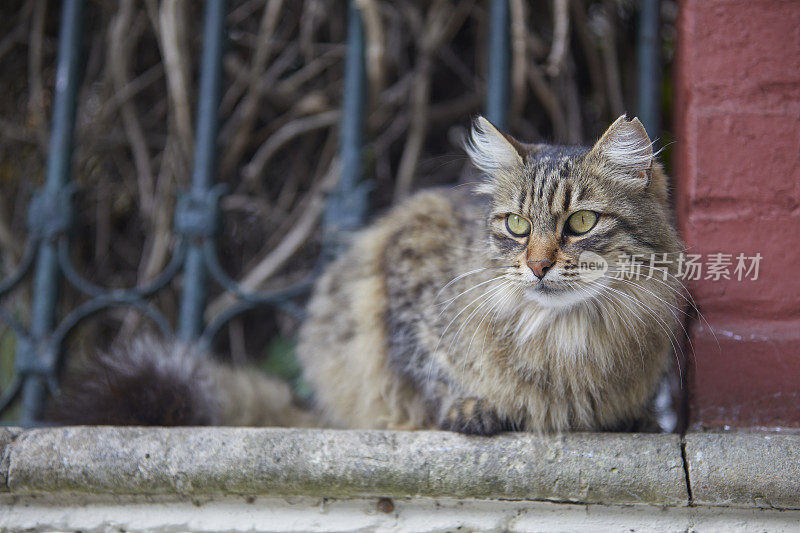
[
  {"left": 21, "top": 0, "right": 84, "bottom": 424},
  {"left": 322, "top": 0, "right": 367, "bottom": 260},
  {"left": 637, "top": 0, "right": 661, "bottom": 141},
  {"left": 486, "top": 0, "right": 509, "bottom": 129},
  {"left": 177, "top": 0, "right": 227, "bottom": 341}
]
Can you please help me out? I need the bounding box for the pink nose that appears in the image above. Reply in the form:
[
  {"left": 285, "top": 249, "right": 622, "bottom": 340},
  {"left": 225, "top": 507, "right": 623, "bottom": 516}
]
[{"left": 527, "top": 259, "right": 554, "bottom": 279}]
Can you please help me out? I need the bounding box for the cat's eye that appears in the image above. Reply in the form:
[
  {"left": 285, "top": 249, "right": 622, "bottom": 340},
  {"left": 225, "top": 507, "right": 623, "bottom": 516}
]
[
  {"left": 505, "top": 214, "right": 531, "bottom": 237},
  {"left": 566, "top": 210, "right": 598, "bottom": 235}
]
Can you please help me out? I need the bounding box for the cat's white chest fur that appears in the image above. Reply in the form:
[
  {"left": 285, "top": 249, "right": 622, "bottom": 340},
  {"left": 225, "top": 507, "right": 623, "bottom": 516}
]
[{"left": 511, "top": 304, "right": 604, "bottom": 362}]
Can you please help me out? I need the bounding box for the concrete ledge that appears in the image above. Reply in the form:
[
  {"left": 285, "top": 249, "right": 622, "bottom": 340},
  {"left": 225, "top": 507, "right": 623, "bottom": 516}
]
[
  {"left": 685, "top": 432, "right": 800, "bottom": 509},
  {"left": 2, "top": 426, "right": 686, "bottom": 506},
  {"left": 3, "top": 426, "right": 800, "bottom": 511}
]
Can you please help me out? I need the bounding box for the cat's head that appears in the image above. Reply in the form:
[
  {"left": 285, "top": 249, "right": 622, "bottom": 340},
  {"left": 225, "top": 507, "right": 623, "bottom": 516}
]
[{"left": 466, "top": 115, "right": 680, "bottom": 308}]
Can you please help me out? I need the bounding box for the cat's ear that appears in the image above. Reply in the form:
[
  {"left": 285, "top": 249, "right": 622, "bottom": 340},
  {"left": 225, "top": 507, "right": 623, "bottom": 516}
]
[
  {"left": 465, "top": 116, "right": 525, "bottom": 176},
  {"left": 589, "top": 115, "right": 653, "bottom": 187}
]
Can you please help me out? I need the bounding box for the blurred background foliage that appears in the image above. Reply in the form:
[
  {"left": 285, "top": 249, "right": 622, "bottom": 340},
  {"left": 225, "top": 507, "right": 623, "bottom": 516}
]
[{"left": 0, "top": 0, "right": 676, "bottom": 398}]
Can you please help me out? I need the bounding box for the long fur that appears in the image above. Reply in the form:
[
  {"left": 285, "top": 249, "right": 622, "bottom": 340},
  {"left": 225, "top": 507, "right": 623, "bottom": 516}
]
[
  {"left": 466, "top": 117, "right": 523, "bottom": 176},
  {"left": 52, "top": 335, "right": 318, "bottom": 427},
  {"left": 298, "top": 115, "right": 683, "bottom": 434},
  {"left": 53, "top": 337, "right": 220, "bottom": 425}
]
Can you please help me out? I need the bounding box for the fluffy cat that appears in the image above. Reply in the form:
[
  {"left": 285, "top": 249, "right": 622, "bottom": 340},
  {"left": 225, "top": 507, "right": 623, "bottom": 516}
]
[
  {"left": 55, "top": 115, "right": 683, "bottom": 435},
  {"left": 297, "top": 115, "right": 682, "bottom": 434}
]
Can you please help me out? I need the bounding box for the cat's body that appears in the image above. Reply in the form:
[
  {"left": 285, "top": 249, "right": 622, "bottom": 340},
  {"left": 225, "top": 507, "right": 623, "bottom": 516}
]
[
  {"left": 298, "top": 117, "right": 682, "bottom": 434},
  {"left": 55, "top": 116, "right": 683, "bottom": 435}
]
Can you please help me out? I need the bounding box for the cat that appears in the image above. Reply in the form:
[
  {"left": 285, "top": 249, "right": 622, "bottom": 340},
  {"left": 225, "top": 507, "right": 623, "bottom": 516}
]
[{"left": 54, "top": 115, "right": 683, "bottom": 435}]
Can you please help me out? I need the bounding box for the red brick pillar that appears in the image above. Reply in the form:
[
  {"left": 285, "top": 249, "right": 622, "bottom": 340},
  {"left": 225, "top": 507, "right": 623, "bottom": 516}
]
[{"left": 675, "top": 0, "right": 800, "bottom": 428}]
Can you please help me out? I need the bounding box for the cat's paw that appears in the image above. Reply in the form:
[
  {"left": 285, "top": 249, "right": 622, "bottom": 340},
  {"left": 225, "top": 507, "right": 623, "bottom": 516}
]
[{"left": 438, "top": 398, "right": 507, "bottom": 436}]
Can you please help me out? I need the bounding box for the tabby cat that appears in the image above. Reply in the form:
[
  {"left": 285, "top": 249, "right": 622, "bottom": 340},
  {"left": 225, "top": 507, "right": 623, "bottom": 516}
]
[
  {"left": 297, "top": 115, "right": 682, "bottom": 434},
  {"left": 56, "top": 115, "right": 683, "bottom": 435}
]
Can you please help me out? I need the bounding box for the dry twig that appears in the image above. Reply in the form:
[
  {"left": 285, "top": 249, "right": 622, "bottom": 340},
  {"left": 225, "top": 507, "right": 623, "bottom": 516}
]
[
  {"left": 109, "top": 0, "right": 156, "bottom": 219},
  {"left": 220, "top": 0, "right": 286, "bottom": 177},
  {"left": 545, "top": 0, "right": 570, "bottom": 76}
]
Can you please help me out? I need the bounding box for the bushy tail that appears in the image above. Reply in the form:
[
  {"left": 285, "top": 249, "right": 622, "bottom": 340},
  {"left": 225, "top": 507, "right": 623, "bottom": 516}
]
[{"left": 51, "top": 335, "right": 320, "bottom": 427}]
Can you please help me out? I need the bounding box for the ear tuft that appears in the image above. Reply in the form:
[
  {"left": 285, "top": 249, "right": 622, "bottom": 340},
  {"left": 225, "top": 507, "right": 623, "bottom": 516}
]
[
  {"left": 590, "top": 115, "right": 653, "bottom": 185},
  {"left": 465, "top": 116, "right": 524, "bottom": 176}
]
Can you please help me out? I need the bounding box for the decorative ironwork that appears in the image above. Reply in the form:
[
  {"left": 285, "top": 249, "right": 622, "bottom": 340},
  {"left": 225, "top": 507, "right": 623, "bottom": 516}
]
[
  {"left": 0, "top": 0, "right": 369, "bottom": 425},
  {"left": 1, "top": 0, "right": 593, "bottom": 426},
  {"left": 637, "top": 0, "right": 662, "bottom": 143},
  {"left": 486, "top": 0, "right": 510, "bottom": 129},
  {"left": 1, "top": 0, "right": 85, "bottom": 425}
]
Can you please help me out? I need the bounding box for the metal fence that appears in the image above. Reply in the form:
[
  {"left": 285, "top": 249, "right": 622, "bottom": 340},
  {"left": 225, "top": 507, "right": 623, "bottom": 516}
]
[{"left": 0, "top": 0, "right": 661, "bottom": 425}]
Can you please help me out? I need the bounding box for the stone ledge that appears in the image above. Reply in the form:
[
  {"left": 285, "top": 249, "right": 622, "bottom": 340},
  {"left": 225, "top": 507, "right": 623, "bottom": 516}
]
[
  {"left": 1, "top": 426, "right": 685, "bottom": 506},
  {"left": 685, "top": 432, "right": 800, "bottom": 509},
  {"left": 3, "top": 426, "right": 799, "bottom": 510}
]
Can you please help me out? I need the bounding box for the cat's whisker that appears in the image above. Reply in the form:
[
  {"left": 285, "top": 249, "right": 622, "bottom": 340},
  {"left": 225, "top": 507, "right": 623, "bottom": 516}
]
[
  {"left": 605, "top": 265, "right": 696, "bottom": 310},
  {"left": 466, "top": 297, "right": 500, "bottom": 360},
  {"left": 571, "top": 281, "right": 647, "bottom": 369},
  {"left": 484, "top": 286, "right": 519, "bottom": 355},
  {"left": 459, "top": 283, "right": 520, "bottom": 384},
  {"left": 436, "top": 275, "right": 509, "bottom": 316},
  {"left": 590, "top": 282, "right": 685, "bottom": 382},
  {"left": 602, "top": 275, "right": 698, "bottom": 364},
  {"left": 471, "top": 285, "right": 520, "bottom": 381},
  {"left": 435, "top": 266, "right": 510, "bottom": 299},
  {"left": 606, "top": 265, "right": 719, "bottom": 351},
  {"left": 601, "top": 270, "right": 696, "bottom": 350},
  {"left": 604, "top": 262, "right": 699, "bottom": 311},
  {"left": 588, "top": 284, "right": 680, "bottom": 377},
  {"left": 602, "top": 289, "right": 650, "bottom": 371},
  {"left": 606, "top": 275, "right": 691, "bottom": 319},
  {"left": 434, "top": 279, "right": 510, "bottom": 358},
  {"left": 598, "top": 281, "right": 684, "bottom": 348},
  {"left": 587, "top": 277, "right": 678, "bottom": 339},
  {"left": 426, "top": 280, "right": 510, "bottom": 388},
  {"left": 467, "top": 283, "right": 517, "bottom": 362},
  {"left": 447, "top": 281, "right": 513, "bottom": 361}
]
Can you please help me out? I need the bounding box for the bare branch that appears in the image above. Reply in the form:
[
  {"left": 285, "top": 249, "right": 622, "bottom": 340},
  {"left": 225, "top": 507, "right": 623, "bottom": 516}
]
[
  {"left": 570, "top": 0, "right": 607, "bottom": 113},
  {"left": 220, "top": 0, "right": 286, "bottom": 177},
  {"left": 243, "top": 109, "right": 341, "bottom": 186},
  {"left": 509, "top": 0, "right": 528, "bottom": 120},
  {"left": 598, "top": 1, "right": 625, "bottom": 118},
  {"left": 394, "top": 0, "right": 473, "bottom": 201},
  {"left": 109, "top": 0, "right": 156, "bottom": 218},
  {"left": 546, "top": 0, "right": 570, "bottom": 77},
  {"left": 356, "top": 0, "right": 386, "bottom": 104},
  {"left": 527, "top": 61, "right": 569, "bottom": 142},
  {"left": 148, "top": 0, "right": 194, "bottom": 165}
]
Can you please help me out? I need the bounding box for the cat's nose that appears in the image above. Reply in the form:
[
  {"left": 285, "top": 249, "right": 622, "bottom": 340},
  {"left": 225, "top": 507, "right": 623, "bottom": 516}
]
[{"left": 527, "top": 259, "right": 555, "bottom": 279}]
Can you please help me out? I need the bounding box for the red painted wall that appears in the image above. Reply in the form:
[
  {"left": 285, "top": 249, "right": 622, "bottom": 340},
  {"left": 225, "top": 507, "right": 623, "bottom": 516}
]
[{"left": 675, "top": 0, "right": 800, "bottom": 428}]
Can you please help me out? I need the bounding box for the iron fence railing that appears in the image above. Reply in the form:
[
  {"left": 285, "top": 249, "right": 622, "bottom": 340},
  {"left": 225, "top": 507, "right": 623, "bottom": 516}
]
[{"left": 0, "top": 0, "right": 662, "bottom": 425}]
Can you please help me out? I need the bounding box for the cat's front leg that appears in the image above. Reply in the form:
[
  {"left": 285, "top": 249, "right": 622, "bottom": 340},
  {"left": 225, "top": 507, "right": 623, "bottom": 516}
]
[{"left": 437, "top": 396, "right": 508, "bottom": 436}]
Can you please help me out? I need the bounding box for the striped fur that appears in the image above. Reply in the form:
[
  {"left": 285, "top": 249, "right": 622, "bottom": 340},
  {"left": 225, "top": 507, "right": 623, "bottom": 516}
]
[{"left": 298, "top": 115, "right": 683, "bottom": 434}]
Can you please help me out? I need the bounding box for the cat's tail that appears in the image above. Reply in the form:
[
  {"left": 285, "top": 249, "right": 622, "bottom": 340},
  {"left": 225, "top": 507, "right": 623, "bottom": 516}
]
[{"left": 50, "top": 335, "right": 320, "bottom": 427}]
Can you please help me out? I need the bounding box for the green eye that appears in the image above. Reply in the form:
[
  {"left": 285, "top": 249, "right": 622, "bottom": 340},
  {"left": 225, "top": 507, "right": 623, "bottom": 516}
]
[
  {"left": 566, "top": 210, "right": 598, "bottom": 235},
  {"left": 505, "top": 214, "right": 531, "bottom": 237}
]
